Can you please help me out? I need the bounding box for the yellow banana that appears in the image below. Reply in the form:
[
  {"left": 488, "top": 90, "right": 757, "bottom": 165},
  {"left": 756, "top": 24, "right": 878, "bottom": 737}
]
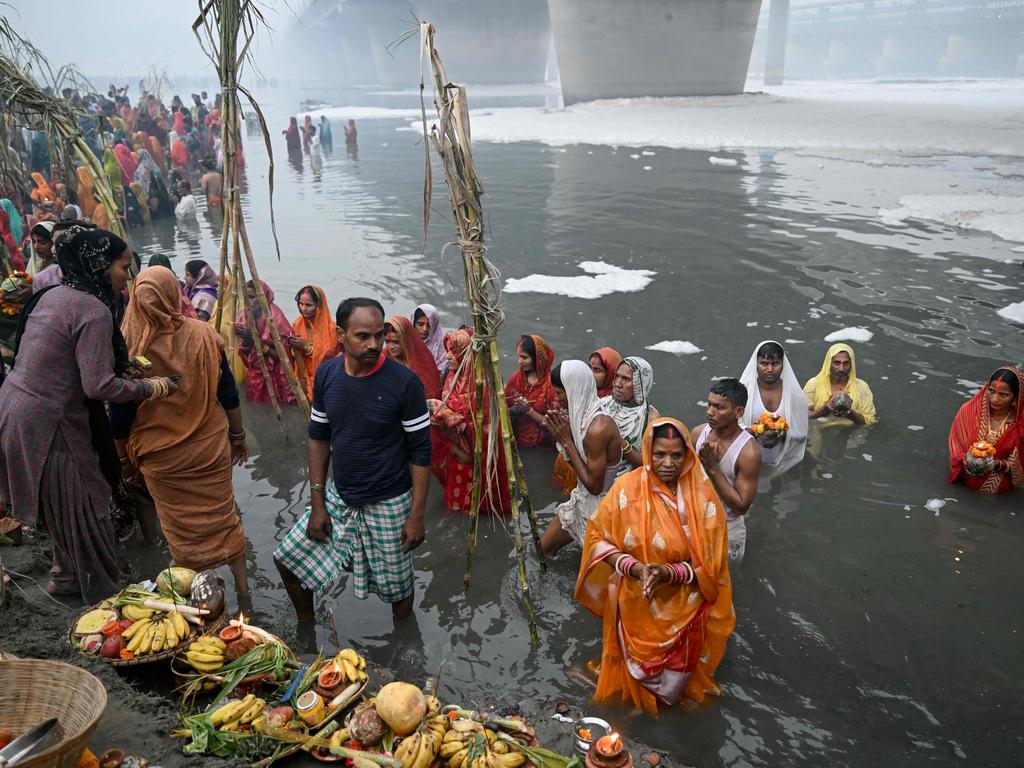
[
  {"left": 170, "top": 610, "right": 189, "bottom": 640},
  {"left": 121, "top": 618, "right": 150, "bottom": 641},
  {"left": 492, "top": 741, "right": 509, "bottom": 755},
  {"left": 210, "top": 695, "right": 252, "bottom": 726},
  {"left": 223, "top": 694, "right": 256, "bottom": 726},
  {"left": 186, "top": 648, "right": 224, "bottom": 663},
  {"left": 197, "top": 635, "right": 226, "bottom": 650},
  {"left": 395, "top": 733, "right": 420, "bottom": 767},
  {"left": 150, "top": 621, "right": 166, "bottom": 653},
  {"left": 440, "top": 741, "right": 464, "bottom": 759},
  {"left": 238, "top": 698, "right": 266, "bottom": 725},
  {"left": 495, "top": 753, "right": 525, "bottom": 768},
  {"left": 448, "top": 747, "right": 469, "bottom": 768},
  {"left": 136, "top": 623, "right": 156, "bottom": 654},
  {"left": 339, "top": 648, "right": 361, "bottom": 666},
  {"left": 339, "top": 657, "right": 358, "bottom": 682},
  {"left": 163, "top": 618, "right": 179, "bottom": 650},
  {"left": 187, "top": 660, "right": 222, "bottom": 673},
  {"left": 220, "top": 720, "right": 239, "bottom": 732},
  {"left": 122, "top": 604, "right": 155, "bottom": 621},
  {"left": 443, "top": 729, "right": 465, "bottom": 745}
]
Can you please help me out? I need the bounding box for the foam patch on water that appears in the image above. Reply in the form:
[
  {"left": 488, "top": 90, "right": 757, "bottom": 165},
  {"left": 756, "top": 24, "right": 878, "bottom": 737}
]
[
  {"left": 824, "top": 327, "right": 874, "bottom": 343},
  {"left": 646, "top": 340, "right": 703, "bottom": 356},
  {"left": 926, "top": 498, "right": 945, "bottom": 514},
  {"left": 880, "top": 194, "right": 1024, "bottom": 243},
  {"left": 998, "top": 300, "right": 1024, "bottom": 324},
  {"left": 709, "top": 156, "right": 738, "bottom": 167},
  {"left": 504, "top": 261, "right": 655, "bottom": 299}
]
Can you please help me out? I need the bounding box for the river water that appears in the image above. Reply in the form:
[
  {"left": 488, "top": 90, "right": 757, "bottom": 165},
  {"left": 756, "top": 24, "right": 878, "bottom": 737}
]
[{"left": 126, "top": 80, "right": 1024, "bottom": 766}]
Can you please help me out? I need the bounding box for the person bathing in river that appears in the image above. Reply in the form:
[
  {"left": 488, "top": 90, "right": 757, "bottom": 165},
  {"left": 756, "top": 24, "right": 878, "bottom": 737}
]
[
  {"left": 541, "top": 360, "right": 622, "bottom": 557},
  {"left": 183, "top": 259, "right": 218, "bottom": 321},
  {"left": 739, "top": 341, "right": 808, "bottom": 474},
  {"left": 385, "top": 315, "right": 441, "bottom": 400},
  {"left": 413, "top": 303, "right": 447, "bottom": 377},
  {"left": 174, "top": 180, "right": 197, "bottom": 222},
  {"left": 604, "top": 356, "right": 659, "bottom": 477},
  {"left": 289, "top": 286, "right": 339, "bottom": 402},
  {"left": 199, "top": 158, "right": 222, "bottom": 209},
  {"left": 235, "top": 280, "right": 296, "bottom": 405},
  {"left": 506, "top": 334, "right": 559, "bottom": 450},
  {"left": 804, "top": 343, "right": 877, "bottom": 425},
  {"left": 948, "top": 366, "right": 1024, "bottom": 495},
  {"left": 274, "top": 298, "right": 430, "bottom": 622},
  {"left": 690, "top": 379, "right": 761, "bottom": 562},
  {"left": 576, "top": 418, "right": 734, "bottom": 713}
]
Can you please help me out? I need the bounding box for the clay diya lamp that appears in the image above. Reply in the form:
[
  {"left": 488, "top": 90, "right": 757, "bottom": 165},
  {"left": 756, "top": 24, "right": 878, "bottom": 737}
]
[
  {"left": 219, "top": 624, "right": 243, "bottom": 644},
  {"left": 586, "top": 733, "right": 632, "bottom": 768},
  {"left": 317, "top": 663, "right": 345, "bottom": 699},
  {"left": 100, "top": 749, "right": 125, "bottom": 768}
]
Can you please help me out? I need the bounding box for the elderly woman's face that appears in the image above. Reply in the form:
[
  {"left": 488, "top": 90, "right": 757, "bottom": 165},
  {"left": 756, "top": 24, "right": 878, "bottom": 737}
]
[{"left": 651, "top": 434, "right": 687, "bottom": 486}]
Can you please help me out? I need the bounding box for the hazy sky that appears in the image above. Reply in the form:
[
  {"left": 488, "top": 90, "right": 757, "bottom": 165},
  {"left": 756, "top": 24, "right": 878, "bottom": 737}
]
[{"left": 5, "top": 0, "right": 294, "bottom": 80}]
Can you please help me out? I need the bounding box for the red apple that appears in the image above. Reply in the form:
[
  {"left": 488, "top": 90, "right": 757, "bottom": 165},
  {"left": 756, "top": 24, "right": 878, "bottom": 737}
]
[{"left": 100, "top": 634, "right": 123, "bottom": 659}]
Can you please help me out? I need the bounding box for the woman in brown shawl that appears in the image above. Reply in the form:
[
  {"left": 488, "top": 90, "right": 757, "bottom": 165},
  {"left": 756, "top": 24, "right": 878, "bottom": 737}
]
[{"left": 114, "top": 266, "right": 250, "bottom": 597}]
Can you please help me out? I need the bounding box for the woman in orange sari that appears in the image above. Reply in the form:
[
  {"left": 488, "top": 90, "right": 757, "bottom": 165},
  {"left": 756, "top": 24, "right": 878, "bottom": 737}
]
[
  {"left": 576, "top": 417, "right": 734, "bottom": 713},
  {"left": 75, "top": 167, "right": 98, "bottom": 220},
  {"left": 431, "top": 328, "right": 511, "bottom": 514},
  {"left": 947, "top": 366, "right": 1024, "bottom": 495},
  {"left": 287, "top": 285, "right": 338, "bottom": 401}
]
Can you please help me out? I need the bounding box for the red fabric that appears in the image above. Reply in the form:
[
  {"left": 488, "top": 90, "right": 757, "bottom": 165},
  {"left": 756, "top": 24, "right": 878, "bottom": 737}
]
[
  {"left": 113, "top": 144, "right": 138, "bottom": 186},
  {"left": 386, "top": 315, "right": 442, "bottom": 399},
  {"left": 948, "top": 366, "right": 1024, "bottom": 494},
  {"left": 240, "top": 281, "right": 296, "bottom": 405},
  {"left": 438, "top": 329, "right": 511, "bottom": 515},
  {"left": 0, "top": 210, "right": 24, "bottom": 270},
  {"left": 505, "top": 334, "right": 558, "bottom": 449},
  {"left": 591, "top": 347, "right": 622, "bottom": 398}
]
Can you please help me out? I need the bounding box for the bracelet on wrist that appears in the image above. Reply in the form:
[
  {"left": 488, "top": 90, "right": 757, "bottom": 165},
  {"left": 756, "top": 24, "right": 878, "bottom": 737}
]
[{"left": 310, "top": 482, "right": 326, "bottom": 494}]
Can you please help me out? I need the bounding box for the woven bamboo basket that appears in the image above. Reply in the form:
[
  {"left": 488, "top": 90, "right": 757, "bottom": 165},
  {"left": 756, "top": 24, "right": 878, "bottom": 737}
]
[{"left": 0, "top": 659, "right": 107, "bottom": 768}]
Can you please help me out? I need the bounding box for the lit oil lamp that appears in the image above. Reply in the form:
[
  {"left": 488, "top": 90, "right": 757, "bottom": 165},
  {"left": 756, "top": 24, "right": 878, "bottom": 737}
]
[{"left": 586, "top": 732, "right": 632, "bottom": 768}]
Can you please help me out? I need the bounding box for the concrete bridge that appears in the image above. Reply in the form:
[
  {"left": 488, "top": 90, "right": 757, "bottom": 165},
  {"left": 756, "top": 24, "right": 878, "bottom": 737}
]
[
  {"left": 753, "top": 0, "right": 1024, "bottom": 82},
  {"left": 286, "top": 0, "right": 764, "bottom": 103}
]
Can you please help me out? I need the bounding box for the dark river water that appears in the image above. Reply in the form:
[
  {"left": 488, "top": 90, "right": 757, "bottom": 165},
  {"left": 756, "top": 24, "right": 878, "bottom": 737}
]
[{"left": 125, "top": 83, "right": 1023, "bottom": 766}]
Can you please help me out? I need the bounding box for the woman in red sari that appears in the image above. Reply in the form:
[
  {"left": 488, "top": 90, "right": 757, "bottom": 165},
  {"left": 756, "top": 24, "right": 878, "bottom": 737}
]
[
  {"left": 431, "top": 328, "right": 511, "bottom": 514},
  {"left": 234, "top": 280, "right": 296, "bottom": 405},
  {"left": 506, "top": 334, "right": 558, "bottom": 450},
  {"left": 948, "top": 366, "right": 1023, "bottom": 495}
]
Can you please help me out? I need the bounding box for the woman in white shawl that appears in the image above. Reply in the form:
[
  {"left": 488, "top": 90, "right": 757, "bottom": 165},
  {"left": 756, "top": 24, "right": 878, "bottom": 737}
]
[
  {"left": 738, "top": 340, "right": 808, "bottom": 475},
  {"left": 602, "top": 356, "right": 659, "bottom": 476},
  {"left": 540, "top": 360, "right": 622, "bottom": 556}
]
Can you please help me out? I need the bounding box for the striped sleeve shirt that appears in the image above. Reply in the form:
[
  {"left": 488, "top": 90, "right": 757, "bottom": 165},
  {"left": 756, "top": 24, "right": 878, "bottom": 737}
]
[{"left": 309, "top": 355, "right": 431, "bottom": 506}]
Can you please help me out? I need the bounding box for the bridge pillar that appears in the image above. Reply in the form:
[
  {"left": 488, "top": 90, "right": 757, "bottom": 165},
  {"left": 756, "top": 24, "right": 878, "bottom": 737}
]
[
  {"left": 548, "top": 0, "right": 763, "bottom": 105},
  {"left": 764, "top": 0, "right": 790, "bottom": 85}
]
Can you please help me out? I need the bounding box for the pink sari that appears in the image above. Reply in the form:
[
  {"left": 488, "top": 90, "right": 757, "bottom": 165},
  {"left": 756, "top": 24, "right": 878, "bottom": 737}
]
[{"left": 239, "top": 281, "right": 296, "bottom": 405}]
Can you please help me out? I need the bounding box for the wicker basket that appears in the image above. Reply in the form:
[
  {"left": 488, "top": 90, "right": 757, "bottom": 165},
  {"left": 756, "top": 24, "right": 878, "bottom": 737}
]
[{"left": 0, "top": 658, "right": 107, "bottom": 768}]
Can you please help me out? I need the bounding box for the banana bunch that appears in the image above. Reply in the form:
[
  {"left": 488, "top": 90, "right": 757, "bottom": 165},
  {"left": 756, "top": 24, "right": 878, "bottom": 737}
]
[
  {"left": 395, "top": 715, "right": 449, "bottom": 768},
  {"left": 122, "top": 604, "right": 156, "bottom": 622},
  {"left": 121, "top": 610, "right": 191, "bottom": 656},
  {"left": 185, "top": 635, "right": 226, "bottom": 673},
  {"left": 439, "top": 722, "right": 524, "bottom": 768},
  {"left": 207, "top": 694, "right": 267, "bottom": 732},
  {"left": 335, "top": 648, "right": 368, "bottom": 684}
]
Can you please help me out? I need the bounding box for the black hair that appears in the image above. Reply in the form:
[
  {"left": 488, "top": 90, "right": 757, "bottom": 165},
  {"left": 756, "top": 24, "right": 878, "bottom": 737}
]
[
  {"left": 336, "top": 297, "right": 385, "bottom": 329},
  {"left": 990, "top": 369, "right": 1020, "bottom": 400},
  {"left": 551, "top": 363, "right": 563, "bottom": 390},
  {"left": 709, "top": 378, "right": 748, "bottom": 408},
  {"left": 147, "top": 254, "right": 172, "bottom": 269},
  {"left": 413, "top": 307, "right": 426, "bottom": 322},
  {"left": 184, "top": 259, "right": 208, "bottom": 279},
  {"left": 180, "top": 180, "right": 192, "bottom": 193},
  {"left": 519, "top": 334, "right": 537, "bottom": 366},
  {"left": 757, "top": 341, "right": 785, "bottom": 361},
  {"left": 652, "top": 423, "right": 684, "bottom": 442},
  {"left": 295, "top": 286, "right": 320, "bottom": 306},
  {"left": 29, "top": 223, "right": 54, "bottom": 242}
]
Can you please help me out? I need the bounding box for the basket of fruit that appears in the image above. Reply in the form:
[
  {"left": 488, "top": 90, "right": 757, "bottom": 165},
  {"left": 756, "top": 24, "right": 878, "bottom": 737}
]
[
  {"left": 750, "top": 412, "right": 789, "bottom": 448},
  {"left": 68, "top": 568, "right": 225, "bottom": 667},
  {"left": 965, "top": 441, "right": 997, "bottom": 476}
]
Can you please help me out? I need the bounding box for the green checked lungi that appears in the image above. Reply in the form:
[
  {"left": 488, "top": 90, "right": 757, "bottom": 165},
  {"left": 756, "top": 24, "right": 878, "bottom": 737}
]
[{"left": 274, "top": 484, "right": 414, "bottom": 603}]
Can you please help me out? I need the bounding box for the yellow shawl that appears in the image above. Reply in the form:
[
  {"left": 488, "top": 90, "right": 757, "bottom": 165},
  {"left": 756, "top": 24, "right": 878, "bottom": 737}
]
[{"left": 802, "top": 342, "right": 877, "bottom": 425}]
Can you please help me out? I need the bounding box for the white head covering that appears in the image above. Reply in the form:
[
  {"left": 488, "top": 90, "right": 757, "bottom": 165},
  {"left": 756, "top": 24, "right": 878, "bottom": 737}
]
[
  {"left": 600, "top": 355, "right": 654, "bottom": 449},
  {"left": 739, "top": 340, "right": 809, "bottom": 473},
  {"left": 415, "top": 303, "right": 447, "bottom": 375},
  {"left": 559, "top": 359, "right": 606, "bottom": 458}
]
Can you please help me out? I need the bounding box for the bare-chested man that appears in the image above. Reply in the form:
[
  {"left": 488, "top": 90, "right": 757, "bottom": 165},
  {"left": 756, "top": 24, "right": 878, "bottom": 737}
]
[
  {"left": 199, "top": 159, "right": 223, "bottom": 208},
  {"left": 690, "top": 378, "right": 761, "bottom": 562},
  {"left": 540, "top": 360, "right": 622, "bottom": 557}
]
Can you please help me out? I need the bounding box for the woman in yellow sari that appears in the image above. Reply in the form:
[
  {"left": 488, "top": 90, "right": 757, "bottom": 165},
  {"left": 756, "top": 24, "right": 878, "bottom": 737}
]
[{"left": 576, "top": 417, "right": 734, "bottom": 713}]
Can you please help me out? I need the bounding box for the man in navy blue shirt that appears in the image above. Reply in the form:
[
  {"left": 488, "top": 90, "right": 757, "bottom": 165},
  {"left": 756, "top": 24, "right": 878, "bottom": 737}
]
[{"left": 275, "top": 298, "right": 431, "bottom": 621}]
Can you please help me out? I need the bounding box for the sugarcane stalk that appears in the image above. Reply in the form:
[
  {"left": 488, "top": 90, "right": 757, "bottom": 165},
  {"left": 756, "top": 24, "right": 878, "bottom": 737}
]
[{"left": 464, "top": 350, "right": 486, "bottom": 589}]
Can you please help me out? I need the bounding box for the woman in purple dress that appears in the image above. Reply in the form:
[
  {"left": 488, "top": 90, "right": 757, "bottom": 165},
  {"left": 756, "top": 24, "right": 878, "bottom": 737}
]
[{"left": 0, "top": 226, "right": 177, "bottom": 601}]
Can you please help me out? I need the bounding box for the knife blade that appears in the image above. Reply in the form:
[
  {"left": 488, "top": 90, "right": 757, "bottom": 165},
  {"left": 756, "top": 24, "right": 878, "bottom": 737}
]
[{"left": 0, "top": 717, "right": 59, "bottom": 767}]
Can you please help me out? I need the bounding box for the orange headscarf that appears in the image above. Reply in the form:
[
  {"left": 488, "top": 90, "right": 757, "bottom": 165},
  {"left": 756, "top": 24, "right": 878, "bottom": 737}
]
[
  {"left": 386, "top": 315, "right": 442, "bottom": 400},
  {"left": 148, "top": 135, "right": 166, "bottom": 174},
  {"left": 576, "top": 417, "right": 734, "bottom": 713},
  {"left": 30, "top": 172, "right": 54, "bottom": 206},
  {"left": 75, "top": 167, "right": 98, "bottom": 219},
  {"left": 590, "top": 347, "right": 622, "bottom": 398},
  {"left": 291, "top": 285, "right": 338, "bottom": 400}
]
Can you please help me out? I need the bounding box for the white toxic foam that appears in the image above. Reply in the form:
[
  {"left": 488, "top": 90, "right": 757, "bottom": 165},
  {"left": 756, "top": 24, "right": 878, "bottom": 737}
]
[
  {"left": 997, "top": 300, "right": 1024, "bottom": 324},
  {"left": 824, "top": 327, "right": 874, "bottom": 343},
  {"left": 925, "top": 498, "right": 946, "bottom": 513},
  {"left": 709, "top": 156, "right": 739, "bottom": 167},
  {"left": 645, "top": 340, "right": 704, "bottom": 356},
  {"left": 879, "top": 194, "right": 1024, "bottom": 243},
  {"left": 504, "top": 261, "right": 655, "bottom": 300}
]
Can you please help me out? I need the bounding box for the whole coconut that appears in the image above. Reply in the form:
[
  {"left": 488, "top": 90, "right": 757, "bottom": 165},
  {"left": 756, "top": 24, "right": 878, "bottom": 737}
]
[
  {"left": 347, "top": 701, "right": 386, "bottom": 747},
  {"left": 374, "top": 682, "right": 426, "bottom": 736}
]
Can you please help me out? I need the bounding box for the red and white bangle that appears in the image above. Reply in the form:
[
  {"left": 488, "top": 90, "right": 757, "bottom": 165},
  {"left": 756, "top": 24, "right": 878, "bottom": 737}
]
[
  {"left": 615, "top": 556, "right": 639, "bottom": 578},
  {"left": 671, "top": 562, "right": 694, "bottom": 584}
]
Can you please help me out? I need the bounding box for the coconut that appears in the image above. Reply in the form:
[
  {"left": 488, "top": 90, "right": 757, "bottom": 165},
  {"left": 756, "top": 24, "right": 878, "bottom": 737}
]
[
  {"left": 347, "top": 701, "right": 386, "bottom": 747},
  {"left": 374, "top": 682, "right": 426, "bottom": 736},
  {"left": 155, "top": 567, "right": 197, "bottom": 596}
]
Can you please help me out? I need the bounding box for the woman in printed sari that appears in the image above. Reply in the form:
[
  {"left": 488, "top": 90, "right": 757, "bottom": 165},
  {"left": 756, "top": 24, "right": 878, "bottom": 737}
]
[
  {"left": 431, "top": 328, "right": 511, "bottom": 514},
  {"left": 115, "top": 266, "right": 250, "bottom": 598},
  {"left": 576, "top": 418, "right": 734, "bottom": 713},
  {"left": 413, "top": 303, "right": 447, "bottom": 377},
  {"left": 506, "top": 334, "right": 558, "bottom": 450},
  {"left": 288, "top": 285, "right": 339, "bottom": 401},
  {"left": 183, "top": 259, "right": 218, "bottom": 321},
  {"left": 948, "top": 366, "right": 1024, "bottom": 495},
  {"left": 603, "top": 356, "right": 659, "bottom": 476},
  {"left": 234, "top": 280, "right": 296, "bottom": 405}
]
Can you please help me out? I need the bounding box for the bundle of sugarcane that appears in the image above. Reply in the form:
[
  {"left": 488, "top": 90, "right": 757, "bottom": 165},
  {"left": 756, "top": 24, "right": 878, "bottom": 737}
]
[
  {"left": 415, "top": 22, "right": 544, "bottom": 644},
  {"left": 193, "top": 0, "right": 309, "bottom": 424}
]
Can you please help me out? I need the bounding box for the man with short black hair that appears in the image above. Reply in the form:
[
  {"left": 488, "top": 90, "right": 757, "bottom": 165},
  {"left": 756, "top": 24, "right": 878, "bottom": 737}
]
[
  {"left": 738, "top": 340, "right": 808, "bottom": 473},
  {"left": 690, "top": 378, "right": 761, "bottom": 561},
  {"left": 274, "top": 297, "right": 431, "bottom": 622}
]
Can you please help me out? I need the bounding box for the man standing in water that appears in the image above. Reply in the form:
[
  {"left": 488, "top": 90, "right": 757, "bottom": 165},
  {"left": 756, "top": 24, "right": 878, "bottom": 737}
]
[
  {"left": 691, "top": 379, "right": 761, "bottom": 561},
  {"left": 274, "top": 298, "right": 431, "bottom": 624},
  {"left": 803, "top": 343, "right": 877, "bottom": 425},
  {"left": 199, "top": 159, "right": 222, "bottom": 209},
  {"left": 738, "top": 341, "right": 808, "bottom": 472}
]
